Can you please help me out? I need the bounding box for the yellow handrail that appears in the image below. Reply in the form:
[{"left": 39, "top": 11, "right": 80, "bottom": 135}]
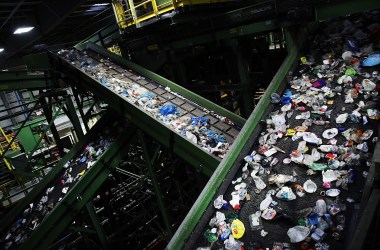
[
  {"left": 0, "top": 127, "right": 19, "bottom": 151},
  {"left": 0, "top": 148, "right": 13, "bottom": 171},
  {"left": 112, "top": 0, "right": 232, "bottom": 29}
]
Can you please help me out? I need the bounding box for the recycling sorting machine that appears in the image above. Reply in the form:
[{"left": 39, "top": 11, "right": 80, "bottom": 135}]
[{"left": 1, "top": 1, "right": 380, "bottom": 249}]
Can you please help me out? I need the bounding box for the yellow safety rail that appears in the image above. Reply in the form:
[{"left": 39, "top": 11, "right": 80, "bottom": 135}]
[
  {"left": 0, "top": 144, "right": 13, "bottom": 171},
  {"left": 112, "top": 0, "right": 234, "bottom": 29},
  {"left": 0, "top": 127, "right": 19, "bottom": 151}
]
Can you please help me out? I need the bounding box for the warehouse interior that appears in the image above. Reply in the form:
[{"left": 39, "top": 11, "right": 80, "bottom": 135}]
[{"left": 0, "top": 0, "right": 380, "bottom": 249}]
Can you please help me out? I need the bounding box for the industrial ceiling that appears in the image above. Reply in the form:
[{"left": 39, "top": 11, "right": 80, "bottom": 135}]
[{"left": 0, "top": 0, "right": 115, "bottom": 70}]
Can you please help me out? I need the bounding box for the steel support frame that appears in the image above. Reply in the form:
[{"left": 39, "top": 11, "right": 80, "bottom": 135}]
[
  {"left": 71, "top": 85, "right": 90, "bottom": 133},
  {"left": 234, "top": 39, "right": 253, "bottom": 118},
  {"left": 138, "top": 130, "right": 173, "bottom": 239},
  {"left": 61, "top": 94, "right": 85, "bottom": 139},
  {"left": 39, "top": 91, "right": 65, "bottom": 156},
  {"left": 166, "top": 23, "right": 312, "bottom": 250},
  {"left": 0, "top": 94, "right": 83, "bottom": 204},
  {"left": 18, "top": 120, "right": 135, "bottom": 250},
  {"left": 85, "top": 202, "right": 108, "bottom": 249},
  {"left": 0, "top": 111, "right": 114, "bottom": 236}
]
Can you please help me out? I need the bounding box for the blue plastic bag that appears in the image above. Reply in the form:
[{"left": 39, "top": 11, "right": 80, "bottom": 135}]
[
  {"left": 281, "top": 97, "right": 292, "bottom": 105},
  {"left": 362, "top": 54, "right": 380, "bottom": 67},
  {"left": 283, "top": 89, "right": 293, "bottom": 98},
  {"left": 206, "top": 130, "right": 226, "bottom": 143},
  {"left": 191, "top": 116, "right": 209, "bottom": 127},
  {"left": 159, "top": 105, "right": 178, "bottom": 116},
  {"left": 139, "top": 92, "right": 155, "bottom": 99}
]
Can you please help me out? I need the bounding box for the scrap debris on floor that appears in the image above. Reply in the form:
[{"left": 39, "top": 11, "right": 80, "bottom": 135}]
[
  {"left": 196, "top": 11, "right": 380, "bottom": 250},
  {"left": 56, "top": 49, "right": 241, "bottom": 158},
  {"left": 1, "top": 123, "right": 122, "bottom": 249}
]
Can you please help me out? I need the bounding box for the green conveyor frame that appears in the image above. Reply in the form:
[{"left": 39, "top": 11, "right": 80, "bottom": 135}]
[
  {"left": 49, "top": 43, "right": 245, "bottom": 176},
  {"left": 166, "top": 23, "right": 310, "bottom": 249},
  {"left": 0, "top": 111, "right": 135, "bottom": 249}
]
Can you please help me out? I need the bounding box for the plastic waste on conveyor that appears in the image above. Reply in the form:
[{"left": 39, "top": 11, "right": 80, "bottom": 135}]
[
  {"left": 185, "top": 11, "right": 380, "bottom": 250},
  {"left": 0, "top": 116, "right": 131, "bottom": 250},
  {"left": 55, "top": 48, "right": 242, "bottom": 160}
]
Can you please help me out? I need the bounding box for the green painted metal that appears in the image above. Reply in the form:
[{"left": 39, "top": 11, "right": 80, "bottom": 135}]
[
  {"left": 0, "top": 112, "right": 115, "bottom": 236},
  {"left": 0, "top": 70, "right": 59, "bottom": 90},
  {"left": 50, "top": 51, "right": 220, "bottom": 176},
  {"left": 315, "top": 0, "right": 380, "bottom": 21},
  {"left": 85, "top": 202, "right": 108, "bottom": 249},
  {"left": 19, "top": 122, "right": 135, "bottom": 250},
  {"left": 138, "top": 131, "right": 173, "bottom": 238},
  {"left": 17, "top": 126, "right": 41, "bottom": 152},
  {"left": 235, "top": 43, "right": 253, "bottom": 118},
  {"left": 165, "top": 24, "right": 311, "bottom": 250},
  {"left": 348, "top": 189, "right": 380, "bottom": 250},
  {"left": 84, "top": 42, "right": 246, "bottom": 127},
  {"left": 65, "top": 95, "right": 85, "bottom": 139}
]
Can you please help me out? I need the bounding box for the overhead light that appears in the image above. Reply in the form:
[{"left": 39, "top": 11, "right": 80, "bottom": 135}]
[
  {"left": 13, "top": 26, "right": 34, "bottom": 34},
  {"left": 0, "top": 48, "right": 4, "bottom": 53},
  {"left": 93, "top": 3, "right": 109, "bottom": 6}
]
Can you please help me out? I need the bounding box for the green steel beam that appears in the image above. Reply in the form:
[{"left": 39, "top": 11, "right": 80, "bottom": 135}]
[
  {"left": 84, "top": 42, "right": 245, "bottom": 127},
  {"left": 348, "top": 189, "right": 380, "bottom": 250},
  {"left": 315, "top": 0, "right": 380, "bottom": 21},
  {"left": 138, "top": 131, "right": 173, "bottom": 238},
  {"left": 40, "top": 93, "right": 65, "bottom": 156},
  {"left": 65, "top": 95, "right": 85, "bottom": 139},
  {"left": 0, "top": 112, "right": 115, "bottom": 236},
  {"left": 50, "top": 51, "right": 221, "bottom": 176},
  {"left": 85, "top": 202, "right": 108, "bottom": 249},
  {"left": 234, "top": 42, "right": 253, "bottom": 118},
  {"left": 19, "top": 122, "right": 135, "bottom": 250},
  {"left": 0, "top": 70, "right": 59, "bottom": 90},
  {"left": 166, "top": 24, "right": 312, "bottom": 250}
]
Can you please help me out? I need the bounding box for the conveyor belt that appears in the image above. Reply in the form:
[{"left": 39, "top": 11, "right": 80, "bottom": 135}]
[
  {"left": 0, "top": 112, "right": 135, "bottom": 249},
  {"left": 168, "top": 13, "right": 380, "bottom": 250},
  {"left": 50, "top": 43, "right": 245, "bottom": 176}
]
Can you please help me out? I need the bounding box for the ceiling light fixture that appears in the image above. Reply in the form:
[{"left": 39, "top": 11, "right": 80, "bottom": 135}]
[
  {"left": 0, "top": 48, "right": 4, "bottom": 52},
  {"left": 13, "top": 26, "right": 34, "bottom": 34},
  {"left": 93, "top": 3, "right": 109, "bottom": 6}
]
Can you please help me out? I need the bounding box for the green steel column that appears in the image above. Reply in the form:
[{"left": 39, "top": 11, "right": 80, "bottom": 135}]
[
  {"left": 40, "top": 93, "right": 64, "bottom": 156},
  {"left": 234, "top": 40, "right": 253, "bottom": 118},
  {"left": 138, "top": 130, "right": 173, "bottom": 238},
  {"left": 72, "top": 88, "right": 90, "bottom": 133},
  {"left": 85, "top": 202, "right": 108, "bottom": 249},
  {"left": 65, "top": 95, "right": 84, "bottom": 139}
]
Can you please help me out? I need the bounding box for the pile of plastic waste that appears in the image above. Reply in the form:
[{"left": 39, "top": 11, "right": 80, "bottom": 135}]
[
  {"left": 198, "top": 10, "right": 379, "bottom": 250},
  {"left": 1, "top": 124, "right": 120, "bottom": 249}
]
